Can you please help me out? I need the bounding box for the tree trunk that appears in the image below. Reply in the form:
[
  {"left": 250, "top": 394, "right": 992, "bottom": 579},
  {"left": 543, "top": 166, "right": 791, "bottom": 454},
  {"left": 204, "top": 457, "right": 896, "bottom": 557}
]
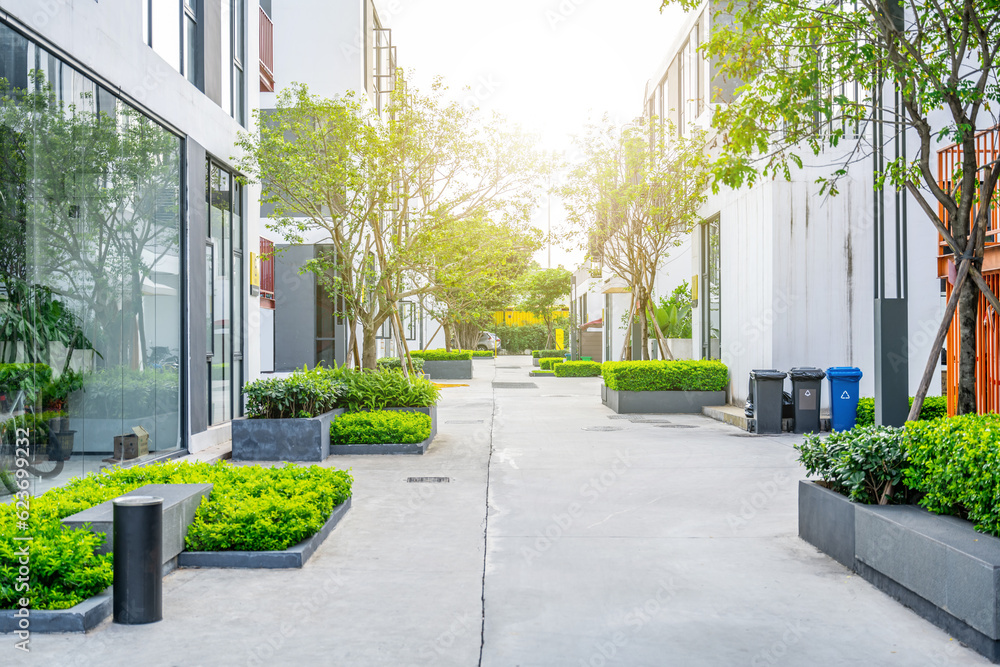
[
  {"left": 361, "top": 323, "right": 378, "bottom": 369},
  {"left": 636, "top": 292, "right": 650, "bottom": 360},
  {"left": 443, "top": 321, "right": 453, "bottom": 353},
  {"left": 956, "top": 277, "right": 980, "bottom": 414}
]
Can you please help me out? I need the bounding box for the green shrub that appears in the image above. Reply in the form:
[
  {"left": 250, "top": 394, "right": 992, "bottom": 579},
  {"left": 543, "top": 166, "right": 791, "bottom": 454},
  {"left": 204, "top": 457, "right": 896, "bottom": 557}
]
[
  {"left": 77, "top": 367, "right": 180, "bottom": 418},
  {"left": 903, "top": 413, "right": 1000, "bottom": 535},
  {"left": 537, "top": 349, "right": 564, "bottom": 359},
  {"left": 410, "top": 349, "right": 473, "bottom": 361},
  {"left": 796, "top": 426, "right": 907, "bottom": 504},
  {"left": 532, "top": 350, "right": 540, "bottom": 358},
  {"left": 495, "top": 323, "right": 549, "bottom": 353},
  {"left": 39, "top": 369, "right": 84, "bottom": 411},
  {"left": 472, "top": 350, "right": 495, "bottom": 358},
  {"left": 375, "top": 356, "right": 426, "bottom": 372},
  {"left": 554, "top": 361, "right": 602, "bottom": 377},
  {"left": 0, "top": 363, "right": 53, "bottom": 405},
  {"left": 0, "top": 461, "right": 352, "bottom": 610},
  {"left": 539, "top": 357, "right": 566, "bottom": 371},
  {"left": 333, "top": 368, "right": 440, "bottom": 412},
  {"left": 330, "top": 410, "right": 431, "bottom": 445},
  {"left": 0, "top": 410, "right": 64, "bottom": 447},
  {"left": 244, "top": 365, "right": 344, "bottom": 419},
  {"left": 601, "top": 360, "right": 728, "bottom": 392},
  {"left": 855, "top": 396, "right": 948, "bottom": 426}
]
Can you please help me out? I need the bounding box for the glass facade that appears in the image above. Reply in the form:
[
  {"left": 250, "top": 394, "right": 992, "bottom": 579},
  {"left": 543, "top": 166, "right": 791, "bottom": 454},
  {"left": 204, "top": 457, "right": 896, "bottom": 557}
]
[{"left": 0, "top": 22, "right": 183, "bottom": 494}]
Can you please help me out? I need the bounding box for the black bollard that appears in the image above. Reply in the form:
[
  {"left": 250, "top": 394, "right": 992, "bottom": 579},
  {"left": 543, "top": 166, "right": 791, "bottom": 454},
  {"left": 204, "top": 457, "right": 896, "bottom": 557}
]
[{"left": 113, "top": 495, "right": 163, "bottom": 624}]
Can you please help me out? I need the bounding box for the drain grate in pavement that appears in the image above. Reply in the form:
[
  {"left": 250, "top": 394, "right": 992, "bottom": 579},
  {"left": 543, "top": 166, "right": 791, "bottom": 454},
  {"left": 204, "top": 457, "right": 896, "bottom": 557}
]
[
  {"left": 655, "top": 424, "right": 698, "bottom": 429},
  {"left": 407, "top": 477, "right": 451, "bottom": 483},
  {"left": 583, "top": 426, "right": 625, "bottom": 432},
  {"left": 493, "top": 382, "right": 538, "bottom": 389},
  {"left": 447, "top": 420, "right": 485, "bottom": 424},
  {"left": 607, "top": 415, "right": 634, "bottom": 420}
]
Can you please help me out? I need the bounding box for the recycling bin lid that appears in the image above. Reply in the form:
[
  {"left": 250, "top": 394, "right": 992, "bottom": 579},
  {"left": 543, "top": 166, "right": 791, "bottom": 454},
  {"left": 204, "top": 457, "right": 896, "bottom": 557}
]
[
  {"left": 826, "top": 366, "right": 863, "bottom": 381},
  {"left": 789, "top": 367, "right": 827, "bottom": 380},
  {"left": 750, "top": 369, "right": 787, "bottom": 380}
]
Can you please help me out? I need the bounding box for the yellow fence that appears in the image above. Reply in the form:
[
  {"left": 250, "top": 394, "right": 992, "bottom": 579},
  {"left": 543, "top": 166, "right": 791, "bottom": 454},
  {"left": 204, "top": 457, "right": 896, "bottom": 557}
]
[{"left": 492, "top": 309, "right": 570, "bottom": 327}]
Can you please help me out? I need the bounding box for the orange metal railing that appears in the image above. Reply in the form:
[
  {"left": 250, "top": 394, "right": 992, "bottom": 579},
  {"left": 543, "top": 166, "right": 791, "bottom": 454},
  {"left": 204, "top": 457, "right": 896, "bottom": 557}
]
[
  {"left": 260, "top": 238, "right": 275, "bottom": 300},
  {"left": 259, "top": 8, "right": 274, "bottom": 93},
  {"left": 937, "top": 125, "right": 1000, "bottom": 256}
]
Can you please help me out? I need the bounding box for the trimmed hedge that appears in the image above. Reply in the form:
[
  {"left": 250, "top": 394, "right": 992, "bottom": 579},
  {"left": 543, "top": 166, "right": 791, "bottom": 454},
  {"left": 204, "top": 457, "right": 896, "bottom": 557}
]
[
  {"left": 244, "top": 365, "right": 344, "bottom": 419},
  {"left": 539, "top": 357, "right": 566, "bottom": 371},
  {"left": 855, "top": 396, "right": 948, "bottom": 426},
  {"left": 0, "top": 461, "right": 352, "bottom": 610},
  {"left": 532, "top": 370, "right": 555, "bottom": 376},
  {"left": 472, "top": 350, "right": 495, "bottom": 358},
  {"left": 410, "top": 349, "right": 474, "bottom": 361},
  {"left": 330, "top": 410, "right": 432, "bottom": 445},
  {"left": 375, "top": 356, "right": 426, "bottom": 372},
  {"left": 602, "top": 360, "right": 729, "bottom": 392},
  {"left": 536, "top": 349, "right": 564, "bottom": 359},
  {"left": 554, "top": 361, "right": 602, "bottom": 377},
  {"left": 903, "top": 413, "right": 1000, "bottom": 536},
  {"left": 532, "top": 350, "right": 541, "bottom": 358}
]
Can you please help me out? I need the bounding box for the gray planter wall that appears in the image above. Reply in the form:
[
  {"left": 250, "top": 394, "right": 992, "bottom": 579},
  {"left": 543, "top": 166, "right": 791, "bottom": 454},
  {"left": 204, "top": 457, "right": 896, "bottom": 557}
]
[
  {"left": 231, "top": 408, "right": 343, "bottom": 461},
  {"left": 422, "top": 359, "right": 473, "bottom": 380},
  {"left": 602, "top": 387, "right": 727, "bottom": 414},
  {"left": 798, "top": 481, "right": 1000, "bottom": 663}
]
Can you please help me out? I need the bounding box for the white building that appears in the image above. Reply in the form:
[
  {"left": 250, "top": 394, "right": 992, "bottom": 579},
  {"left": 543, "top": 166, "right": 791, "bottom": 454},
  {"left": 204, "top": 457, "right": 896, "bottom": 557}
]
[{"left": 626, "top": 1, "right": 947, "bottom": 410}]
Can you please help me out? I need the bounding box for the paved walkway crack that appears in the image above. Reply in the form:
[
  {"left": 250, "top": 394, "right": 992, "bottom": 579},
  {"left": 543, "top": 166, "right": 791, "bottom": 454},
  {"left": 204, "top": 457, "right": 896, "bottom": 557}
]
[{"left": 477, "top": 362, "right": 498, "bottom": 666}]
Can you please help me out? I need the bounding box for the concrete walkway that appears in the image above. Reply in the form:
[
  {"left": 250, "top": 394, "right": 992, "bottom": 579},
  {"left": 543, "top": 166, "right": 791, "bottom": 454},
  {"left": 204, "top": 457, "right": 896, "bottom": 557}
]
[{"left": 10, "top": 356, "right": 989, "bottom": 666}]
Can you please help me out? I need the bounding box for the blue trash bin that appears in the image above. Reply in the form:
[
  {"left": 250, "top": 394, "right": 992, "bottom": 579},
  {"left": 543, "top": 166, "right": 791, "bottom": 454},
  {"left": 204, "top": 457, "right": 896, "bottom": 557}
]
[{"left": 827, "top": 367, "right": 863, "bottom": 431}]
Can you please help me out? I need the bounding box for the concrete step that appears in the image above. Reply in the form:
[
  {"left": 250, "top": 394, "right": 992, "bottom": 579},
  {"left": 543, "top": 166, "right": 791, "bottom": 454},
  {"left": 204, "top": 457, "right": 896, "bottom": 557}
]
[{"left": 702, "top": 405, "right": 832, "bottom": 433}]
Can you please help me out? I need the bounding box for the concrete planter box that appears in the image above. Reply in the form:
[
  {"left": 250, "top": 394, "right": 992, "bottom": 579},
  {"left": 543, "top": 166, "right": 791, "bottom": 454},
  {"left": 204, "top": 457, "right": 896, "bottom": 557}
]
[
  {"left": 422, "top": 359, "right": 473, "bottom": 380},
  {"left": 330, "top": 406, "right": 437, "bottom": 455},
  {"left": 533, "top": 358, "right": 540, "bottom": 367},
  {"left": 602, "top": 387, "right": 727, "bottom": 414},
  {"left": 797, "top": 480, "right": 856, "bottom": 569},
  {"left": 0, "top": 588, "right": 112, "bottom": 634},
  {"left": 178, "top": 497, "right": 351, "bottom": 569},
  {"left": 231, "top": 408, "right": 343, "bottom": 462},
  {"left": 799, "top": 481, "right": 1000, "bottom": 662},
  {"left": 62, "top": 483, "right": 212, "bottom": 575},
  {"left": 529, "top": 371, "right": 554, "bottom": 378}
]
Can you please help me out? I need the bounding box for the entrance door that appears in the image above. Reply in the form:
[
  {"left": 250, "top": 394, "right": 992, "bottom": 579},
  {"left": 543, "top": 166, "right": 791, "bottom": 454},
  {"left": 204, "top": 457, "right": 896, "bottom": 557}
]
[{"left": 701, "top": 217, "right": 721, "bottom": 359}]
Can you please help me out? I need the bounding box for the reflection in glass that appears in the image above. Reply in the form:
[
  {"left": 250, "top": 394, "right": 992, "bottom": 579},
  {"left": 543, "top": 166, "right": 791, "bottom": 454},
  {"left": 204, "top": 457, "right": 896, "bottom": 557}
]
[{"left": 0, "top": 22, "right": 182, "bottom": 496}]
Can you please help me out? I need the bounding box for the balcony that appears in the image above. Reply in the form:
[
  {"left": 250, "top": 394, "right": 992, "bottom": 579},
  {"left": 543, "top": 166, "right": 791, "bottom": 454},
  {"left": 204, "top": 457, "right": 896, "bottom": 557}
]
[{"left": 259, "top": 7, "right": 274, "bottom": 93}]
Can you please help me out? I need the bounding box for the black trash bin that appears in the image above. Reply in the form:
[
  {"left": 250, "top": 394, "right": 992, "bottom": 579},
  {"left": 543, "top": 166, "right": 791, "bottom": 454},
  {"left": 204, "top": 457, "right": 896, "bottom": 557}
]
[
  {"left": 748, "top": 370, "right": 787, "bottom": 434},
  {"left": 789, "top": 367, "right": 827, "bottom": 434},
  {"left": 113, "top": 495, "right": 163, "bottom": 625}
]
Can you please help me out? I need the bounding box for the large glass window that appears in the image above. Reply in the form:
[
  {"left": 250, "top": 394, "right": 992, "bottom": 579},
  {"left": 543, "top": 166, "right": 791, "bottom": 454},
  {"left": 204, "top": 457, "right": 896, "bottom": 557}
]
[
  {"left": 147, "top": 0, "right": 201, "bottom": 89},
  {"left": 0, "top": 21, "right": 183, "bottom": 495}
]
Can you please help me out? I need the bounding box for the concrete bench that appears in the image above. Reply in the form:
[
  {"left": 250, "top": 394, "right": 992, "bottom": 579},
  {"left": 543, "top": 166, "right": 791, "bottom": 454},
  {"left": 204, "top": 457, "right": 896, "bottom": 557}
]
[{"left": 61, "top": 483, "right": 212, "bottom": 574}]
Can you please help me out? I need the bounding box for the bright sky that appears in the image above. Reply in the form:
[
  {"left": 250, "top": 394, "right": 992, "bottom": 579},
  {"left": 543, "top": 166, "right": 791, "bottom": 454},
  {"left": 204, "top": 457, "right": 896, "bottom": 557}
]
[{"left": 385, "top": 0, "right": 688, "bottom": 270}]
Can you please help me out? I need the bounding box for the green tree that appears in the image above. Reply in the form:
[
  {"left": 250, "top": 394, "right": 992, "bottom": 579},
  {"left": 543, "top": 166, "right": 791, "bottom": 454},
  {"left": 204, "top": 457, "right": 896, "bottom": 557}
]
[
  {"left": 237, "top": 78, "right": 545, "bottom": 368},
  {"left": 662, "top": 0, "right": 1000, "bottom": 414},
  {"left": 411, "top": 215, "right": 541, "bottom": 351},
  {"left": 560, "top": 116, "right": 709, "bottom": 360},
  {"left": 520, "top": 267, "right": 572, "bottom": 348}
]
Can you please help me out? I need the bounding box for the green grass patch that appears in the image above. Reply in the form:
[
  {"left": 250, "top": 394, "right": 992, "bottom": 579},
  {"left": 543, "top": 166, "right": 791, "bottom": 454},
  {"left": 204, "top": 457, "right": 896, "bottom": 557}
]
[
  {"left": 0, "top": 461, "right": 352, "bottom": 610},
  {"left": 330, "top": 410, "right": 431, "bottom": 445}
]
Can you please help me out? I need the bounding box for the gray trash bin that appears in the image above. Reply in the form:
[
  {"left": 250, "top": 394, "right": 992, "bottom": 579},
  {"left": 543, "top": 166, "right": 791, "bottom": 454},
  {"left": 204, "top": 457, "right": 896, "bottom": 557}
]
[
  {"left": 749, "top": 370, "right": 787, "bottom": 434},
  {"left": 789, "top": 367, "right": 826, "bottom": 434}
]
